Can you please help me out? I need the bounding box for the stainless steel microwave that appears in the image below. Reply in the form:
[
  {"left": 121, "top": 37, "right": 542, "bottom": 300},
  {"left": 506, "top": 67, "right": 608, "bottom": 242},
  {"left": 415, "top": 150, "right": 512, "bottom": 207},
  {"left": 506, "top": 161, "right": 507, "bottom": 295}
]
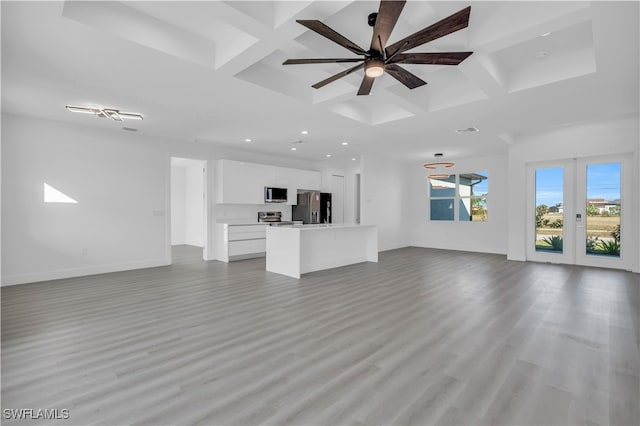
[{"left": 264, "top": 187, "right": 288, "bottom": 203}]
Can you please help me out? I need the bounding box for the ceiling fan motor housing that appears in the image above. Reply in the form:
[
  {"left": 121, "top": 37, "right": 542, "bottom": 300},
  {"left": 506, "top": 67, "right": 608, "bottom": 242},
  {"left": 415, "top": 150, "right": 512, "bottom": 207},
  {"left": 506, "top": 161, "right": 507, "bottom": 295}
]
[{"left": 368, "top": 12, "right": 378, "bottom": 27}]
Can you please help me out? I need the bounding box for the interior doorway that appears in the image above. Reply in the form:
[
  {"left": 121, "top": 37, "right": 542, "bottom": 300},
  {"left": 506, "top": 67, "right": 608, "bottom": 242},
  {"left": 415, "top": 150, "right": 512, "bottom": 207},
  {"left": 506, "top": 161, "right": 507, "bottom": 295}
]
[
  {"left": 170, "top": 157, "right": 207, "bottom": 261},
  {"left": 526, "top": 155, "right": 631, "bottom": 270}
]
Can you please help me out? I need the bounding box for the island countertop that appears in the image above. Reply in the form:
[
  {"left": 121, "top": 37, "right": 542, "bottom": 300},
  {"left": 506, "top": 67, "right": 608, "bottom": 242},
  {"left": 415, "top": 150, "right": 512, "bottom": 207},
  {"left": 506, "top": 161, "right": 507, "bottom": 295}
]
[
  {"left": 281, "top": 223, "right": 376, "bottom": 231},
  {"left": 266, "top": 224, "right": 378, "bottom": 279}
]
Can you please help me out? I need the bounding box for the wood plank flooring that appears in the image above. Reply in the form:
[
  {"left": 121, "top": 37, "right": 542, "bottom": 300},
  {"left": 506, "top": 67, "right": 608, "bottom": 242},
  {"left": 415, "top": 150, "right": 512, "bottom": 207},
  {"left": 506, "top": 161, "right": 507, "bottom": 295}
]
[{"left": 2, "top": 246, "right": 638, "bottom": 425}]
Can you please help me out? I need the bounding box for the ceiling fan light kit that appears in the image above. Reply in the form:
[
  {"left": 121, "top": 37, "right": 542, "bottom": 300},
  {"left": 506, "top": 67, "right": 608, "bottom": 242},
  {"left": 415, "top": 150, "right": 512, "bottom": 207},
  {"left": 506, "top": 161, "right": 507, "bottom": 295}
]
[
  {"left": 283, "top": 0, "right": 473, "bottom": 96},
  {"left": 365, "top": 59, "right": 385, "bottom": 78}
]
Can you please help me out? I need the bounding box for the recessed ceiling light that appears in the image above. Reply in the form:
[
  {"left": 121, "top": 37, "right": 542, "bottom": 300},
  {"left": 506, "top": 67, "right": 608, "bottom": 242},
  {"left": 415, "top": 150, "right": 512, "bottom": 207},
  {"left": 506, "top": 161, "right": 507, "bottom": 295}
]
[
  {"left": 291, "top": 147, "right": 297, "bottom": 151},
  {"left": 351, "top": 158, "right": 357, "bottom": 161},
  {"left": 540, "top": 32, "right": 551, "bottom": 37},
  {"left": 326, "top": 154, "right": 332, "bottom": 158},
  {"left": 301, "top": 130, "right": 309, "bottom": 135},
  {"left": 341, "top": 141, "right": 349, "bottom": 146},
  {"left": 535, "top": 51, "right": 549, "bottom": 60},
  {"left": 244, "top": 138, "right": 252, "bottom": 142},
  {"left": 455, "top": 127, "right": 479, "bottom": 133}
]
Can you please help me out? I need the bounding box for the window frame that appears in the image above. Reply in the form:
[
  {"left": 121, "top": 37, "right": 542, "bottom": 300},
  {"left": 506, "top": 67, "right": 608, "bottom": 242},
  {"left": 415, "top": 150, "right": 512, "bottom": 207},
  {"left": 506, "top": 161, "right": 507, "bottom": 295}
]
[
  {"left": 428, "top": 175, "right": 457, "bottom": 221},
  {"left": 428, "top": 172, "right": 488, "bottom": 222}
]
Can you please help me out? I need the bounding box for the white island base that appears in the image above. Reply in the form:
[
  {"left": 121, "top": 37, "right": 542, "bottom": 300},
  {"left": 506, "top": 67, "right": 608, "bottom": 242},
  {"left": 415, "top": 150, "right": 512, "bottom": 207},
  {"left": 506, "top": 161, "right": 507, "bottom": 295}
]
[{"left": 266, "top": 224, "right": 378, "bottom": 279}]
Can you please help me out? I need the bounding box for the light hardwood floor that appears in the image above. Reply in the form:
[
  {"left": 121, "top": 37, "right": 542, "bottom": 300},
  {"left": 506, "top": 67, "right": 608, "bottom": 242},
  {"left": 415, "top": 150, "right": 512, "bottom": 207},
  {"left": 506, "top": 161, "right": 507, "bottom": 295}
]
[{"left": 2, "top": 246, "right": 639, "bottom": 426}]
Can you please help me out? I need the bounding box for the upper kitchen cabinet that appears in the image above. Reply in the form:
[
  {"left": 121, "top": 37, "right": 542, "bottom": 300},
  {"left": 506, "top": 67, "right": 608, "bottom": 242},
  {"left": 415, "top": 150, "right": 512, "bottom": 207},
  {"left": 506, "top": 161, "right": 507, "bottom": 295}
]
[
  {"left": 216, "top": 159, "right": 321, "bottom": 205},
  {"left": 296, "top": 170, "right": 322, "bottom": 192},
  {"left": 274, "top": 167, "right": 297, "bottom": 205},
  {"left": 216, "top": 159, "right": 274, "bottom": 204}
]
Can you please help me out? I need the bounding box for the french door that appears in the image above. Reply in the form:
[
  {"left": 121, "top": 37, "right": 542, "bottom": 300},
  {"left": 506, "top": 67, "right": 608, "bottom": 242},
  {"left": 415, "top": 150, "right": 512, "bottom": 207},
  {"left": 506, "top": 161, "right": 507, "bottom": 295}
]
[{"left": 526, "top": 155, "right": 631, "bottom": 270}]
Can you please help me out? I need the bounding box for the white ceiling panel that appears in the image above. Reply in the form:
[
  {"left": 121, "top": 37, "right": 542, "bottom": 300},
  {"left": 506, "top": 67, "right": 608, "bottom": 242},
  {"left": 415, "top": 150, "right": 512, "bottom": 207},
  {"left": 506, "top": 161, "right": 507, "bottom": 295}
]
[{"left": 1, "top": 1, "right": 637, "bottom": 163}]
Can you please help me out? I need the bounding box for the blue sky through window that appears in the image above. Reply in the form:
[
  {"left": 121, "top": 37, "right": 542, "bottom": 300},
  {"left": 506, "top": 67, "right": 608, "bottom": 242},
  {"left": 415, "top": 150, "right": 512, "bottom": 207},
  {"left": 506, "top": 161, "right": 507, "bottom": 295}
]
[
  {"left": 587, "top": 163, "right": 621, "bottom": 200},
  {"left": 473, "top": 172, "right": 488, "bottom": 196},
  {"left": 536, "top": 167, "right": 563, "bottom": 207},
  {"left": 536, "top": 163, "right": 621, "bottom": 207}
]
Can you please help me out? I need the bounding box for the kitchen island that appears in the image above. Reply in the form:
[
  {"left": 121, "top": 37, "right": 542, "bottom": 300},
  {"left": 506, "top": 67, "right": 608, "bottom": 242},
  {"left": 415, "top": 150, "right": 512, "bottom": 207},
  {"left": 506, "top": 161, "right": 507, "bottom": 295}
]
[{"left": 266, "top": 224, "right": 378, "bottom": 279}]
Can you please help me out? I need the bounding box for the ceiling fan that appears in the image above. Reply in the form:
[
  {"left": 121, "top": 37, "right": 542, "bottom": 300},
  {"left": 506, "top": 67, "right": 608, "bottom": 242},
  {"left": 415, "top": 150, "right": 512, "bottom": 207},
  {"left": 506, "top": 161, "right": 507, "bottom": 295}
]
[{"left": 283, "top": 0, "right": 473, "bottom": 96}]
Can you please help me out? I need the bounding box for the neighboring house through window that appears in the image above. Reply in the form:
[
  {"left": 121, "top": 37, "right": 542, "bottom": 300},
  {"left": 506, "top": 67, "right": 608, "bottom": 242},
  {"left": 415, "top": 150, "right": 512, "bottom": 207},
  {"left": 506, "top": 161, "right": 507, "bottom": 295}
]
[{"left": 429, "top": 172, "right": 488, "bottom": 222}]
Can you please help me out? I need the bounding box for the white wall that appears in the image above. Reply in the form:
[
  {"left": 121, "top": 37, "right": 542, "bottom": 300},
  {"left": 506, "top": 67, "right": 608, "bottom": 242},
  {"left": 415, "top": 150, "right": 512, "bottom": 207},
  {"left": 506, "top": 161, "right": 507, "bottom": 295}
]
[
  {"left": 344, "top": 163, "right": 361, "bottom": 225},
  {"left": 170, "top": 166, "right": 186, "bottom": 245},
  {"left": 7, "top": 112, "right": 634, "bottom": 285},
  {"left": 507, "top": 115, "right": 639, "bottom": 272},
  {"left": 184, "top": 162, "right": 204, "bottom": 247},
  {"left": 360, "top": 155, "right": 410, "bottom": 251},
  {"left": 1, "top": 114, "right": 170, "bottom": 285},
  {"left": 408, "top": 154, "right": 509, "bottom": 255},
  {"left": 1, "top": 113, "right": 332, "bottom": 284}
]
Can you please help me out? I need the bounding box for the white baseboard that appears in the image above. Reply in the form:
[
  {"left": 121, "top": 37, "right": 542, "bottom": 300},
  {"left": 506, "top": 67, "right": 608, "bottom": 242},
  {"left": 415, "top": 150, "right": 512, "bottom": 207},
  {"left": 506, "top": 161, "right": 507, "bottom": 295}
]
[
  {"left": 1, "top": 259, "right": 170, "bottom": 286},
  {"left": 410, "top": 243, "right": 508, "bottom": 256}
]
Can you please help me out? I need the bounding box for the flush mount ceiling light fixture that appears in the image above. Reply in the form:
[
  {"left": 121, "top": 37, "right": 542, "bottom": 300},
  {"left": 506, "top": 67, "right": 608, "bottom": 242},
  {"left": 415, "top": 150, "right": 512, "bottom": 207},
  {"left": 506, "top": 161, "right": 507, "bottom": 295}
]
[
  {"left": 424, "top": 153, "right": 455, "bottom": 180},
  {"left": 65, "top": 105, "right": 143, "bottom": 121},
  {"left": 456, "top": 126, "right": 479, "bottom": 133}
]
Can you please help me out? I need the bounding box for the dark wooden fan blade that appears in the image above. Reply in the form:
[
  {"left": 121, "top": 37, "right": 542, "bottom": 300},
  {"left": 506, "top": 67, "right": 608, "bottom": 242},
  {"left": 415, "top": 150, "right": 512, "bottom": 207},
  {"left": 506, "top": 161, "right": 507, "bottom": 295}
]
[
  {"left": 297, "top": 20, "right": 367, "bottom": 56},
  {"left": 312, "top": 63, "right": 365, "bottom": 89},
  {"left": 370, "top": 0, "right": 406, "bottom": 54},
  {"left": 387, "top": 51, "right": 473, "bottom": 65},
  {"left": 283, "top": 58, "right": 364, "bottom": 65},
  {"left": 384, "top": 63, "right": 427, "bottom": 89},
  {"left": 357, "top": 75, "right": 375, "bottom": 96},
  {"left": 385, "top": 6, "right": 471, "bottom": 58}
]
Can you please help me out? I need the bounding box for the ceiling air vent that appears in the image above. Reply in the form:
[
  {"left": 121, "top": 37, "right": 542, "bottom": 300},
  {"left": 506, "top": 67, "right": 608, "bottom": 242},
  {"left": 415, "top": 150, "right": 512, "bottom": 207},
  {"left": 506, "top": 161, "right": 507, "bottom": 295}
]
[{"left": 456, "top": 127, "right": 479, "bottom": 133}]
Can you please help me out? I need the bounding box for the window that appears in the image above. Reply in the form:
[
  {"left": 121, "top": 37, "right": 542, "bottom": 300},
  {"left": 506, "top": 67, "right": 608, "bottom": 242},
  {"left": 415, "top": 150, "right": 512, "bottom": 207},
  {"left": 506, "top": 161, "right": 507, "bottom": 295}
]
[
  {"left": 429, "top": 175, "right": 456, "bottom": 221},
  {"left": 429, "top": 172, "right": 488, "bottom": 222}
]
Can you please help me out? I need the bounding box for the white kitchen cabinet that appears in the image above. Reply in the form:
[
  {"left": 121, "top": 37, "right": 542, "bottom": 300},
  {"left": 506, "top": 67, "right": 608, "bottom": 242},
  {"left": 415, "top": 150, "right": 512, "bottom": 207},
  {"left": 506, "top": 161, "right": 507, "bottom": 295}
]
[
  {"left": 216, "top": 223, "right": 268, "bottom": 262},
  {"left": 216, "top": 159, "right": 321, "bottom": 205},
  {"left": 228, "top": 239, "right": 266, "bottom": 257},
  {"left": 216, "top": 160, "right": 274, "bottom": 204},
  {"left": 296, "top": 169, "right": 322, "bottom": 191},
  {"left": 274, "top": 167, "right": 297, "bottom": 205}
]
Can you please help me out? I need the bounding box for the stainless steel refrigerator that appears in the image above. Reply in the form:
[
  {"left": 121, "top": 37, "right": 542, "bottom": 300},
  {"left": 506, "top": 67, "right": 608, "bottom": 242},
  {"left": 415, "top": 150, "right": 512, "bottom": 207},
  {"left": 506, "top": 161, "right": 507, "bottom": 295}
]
[{"left": 292, "top": 191, "right": 332, "bottom": 224}]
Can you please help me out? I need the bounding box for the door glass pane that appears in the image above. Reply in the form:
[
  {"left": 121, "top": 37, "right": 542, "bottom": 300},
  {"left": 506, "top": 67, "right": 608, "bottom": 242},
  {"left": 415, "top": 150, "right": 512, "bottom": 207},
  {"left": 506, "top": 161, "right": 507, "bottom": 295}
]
[
  {"left": 535, "top": 167, "right": 564, "bottom": 253},
  {"left": 586, "top": 163, "right": 621, "bottom": 257}
]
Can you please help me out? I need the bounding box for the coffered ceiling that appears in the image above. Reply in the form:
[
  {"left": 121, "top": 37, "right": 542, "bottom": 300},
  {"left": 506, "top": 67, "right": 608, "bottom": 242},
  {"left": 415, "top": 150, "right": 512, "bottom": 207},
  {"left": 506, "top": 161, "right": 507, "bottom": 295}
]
[{"left": 2, "top": 1, "right": 638, "bottom": 163}]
